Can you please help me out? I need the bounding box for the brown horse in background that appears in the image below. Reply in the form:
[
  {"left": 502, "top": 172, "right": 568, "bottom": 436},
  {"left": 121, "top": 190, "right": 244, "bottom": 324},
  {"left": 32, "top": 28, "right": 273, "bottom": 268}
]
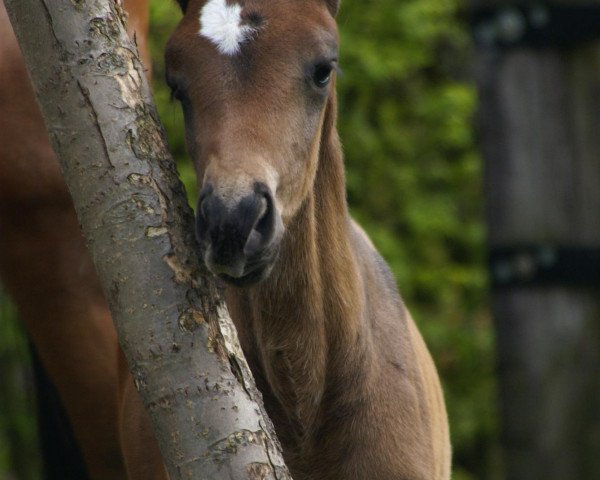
[
  {"left": 0, "top": 1, "right": 164, "bottom": 478},
  {"left": 0, "top": 0, "right": 451, "bottom": 478},
  {"left": 165, "top": 0, "right": 451, "bottom": 478}
]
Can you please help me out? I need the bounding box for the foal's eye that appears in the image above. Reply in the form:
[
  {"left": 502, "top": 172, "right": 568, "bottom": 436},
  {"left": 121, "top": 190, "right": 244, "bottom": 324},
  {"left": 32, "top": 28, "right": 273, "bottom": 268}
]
[
  {"left": 312, "top": 63, "right": 334, "bottom": 88},
  {"left": 169, "top": 85, "right": 185, "bottom": 103},
  {"left": 166, "top": 74, "right": 187, "bottom": 103}
]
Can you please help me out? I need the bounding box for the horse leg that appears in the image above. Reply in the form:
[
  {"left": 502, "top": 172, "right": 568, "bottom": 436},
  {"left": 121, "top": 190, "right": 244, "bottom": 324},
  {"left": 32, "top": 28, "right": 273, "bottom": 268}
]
[
  {"left": 29, "top": 340, "right": 90, "bottom": 479},
  {"left": 0, "top": 197, "right": 127, "bottom": 479}
]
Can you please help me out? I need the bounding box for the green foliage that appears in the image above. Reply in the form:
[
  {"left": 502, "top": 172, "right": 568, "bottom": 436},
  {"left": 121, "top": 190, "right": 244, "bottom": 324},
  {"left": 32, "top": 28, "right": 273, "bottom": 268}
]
[{"left": 0, "top": 298, "right": 40, "bottom": 480}]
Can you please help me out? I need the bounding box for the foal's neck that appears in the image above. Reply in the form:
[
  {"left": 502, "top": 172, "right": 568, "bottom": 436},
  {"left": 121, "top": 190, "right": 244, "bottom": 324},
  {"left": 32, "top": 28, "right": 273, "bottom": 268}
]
[{"left": 225, "top": 93, "right": 373, "bottom": 438}]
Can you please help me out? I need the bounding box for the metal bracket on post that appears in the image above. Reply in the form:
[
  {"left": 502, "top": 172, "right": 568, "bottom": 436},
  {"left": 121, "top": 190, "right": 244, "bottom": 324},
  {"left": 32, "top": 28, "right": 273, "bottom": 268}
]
[
  {"left": 489, "top": 245, "right": 600, "bottom": 287},
  {"left": 469, "top": 3, "right": 600, "bottom": 49}
]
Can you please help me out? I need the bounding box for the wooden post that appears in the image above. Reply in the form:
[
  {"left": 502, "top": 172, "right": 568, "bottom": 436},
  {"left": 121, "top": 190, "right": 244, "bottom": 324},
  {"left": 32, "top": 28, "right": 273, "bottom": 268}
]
[{"left": 472, "top": 1, "right": 600, "bottom": 478}]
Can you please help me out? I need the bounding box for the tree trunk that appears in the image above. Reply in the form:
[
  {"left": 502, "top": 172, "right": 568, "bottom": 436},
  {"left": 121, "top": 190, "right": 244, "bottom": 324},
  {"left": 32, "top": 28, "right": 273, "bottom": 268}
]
[
  {"left": 3, "top": 1, "right": 290, "bottom": 478},
  {"left": 472, "top": 1, "right": 600, "bottom": 478}
]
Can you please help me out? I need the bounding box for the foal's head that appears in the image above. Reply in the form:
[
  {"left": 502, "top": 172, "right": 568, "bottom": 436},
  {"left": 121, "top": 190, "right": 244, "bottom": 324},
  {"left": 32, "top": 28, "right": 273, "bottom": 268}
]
[{"left": 166, "top": 0, "right": 339, "bottom": 286}]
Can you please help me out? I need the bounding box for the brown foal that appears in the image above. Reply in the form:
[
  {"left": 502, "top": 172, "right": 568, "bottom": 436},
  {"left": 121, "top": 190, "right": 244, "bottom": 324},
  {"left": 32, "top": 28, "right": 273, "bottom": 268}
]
[{"left": 164, "top": 0, "right": 451, "bottom": 478}]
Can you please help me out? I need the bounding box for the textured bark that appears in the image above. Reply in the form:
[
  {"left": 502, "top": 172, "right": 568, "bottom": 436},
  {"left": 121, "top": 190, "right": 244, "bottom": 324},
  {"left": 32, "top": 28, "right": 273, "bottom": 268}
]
[
  {"left": 4, "top": 1, "right": 291, "bottom": 478},
  {"left": 474, "top": 2, "right": 600, "bottom": 478}
]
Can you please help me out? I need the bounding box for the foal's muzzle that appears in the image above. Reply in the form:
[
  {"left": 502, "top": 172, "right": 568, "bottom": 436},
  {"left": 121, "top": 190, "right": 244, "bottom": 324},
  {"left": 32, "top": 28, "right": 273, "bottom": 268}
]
[{"left": 196, "top": 183, "right": 281, "bottom": 286}]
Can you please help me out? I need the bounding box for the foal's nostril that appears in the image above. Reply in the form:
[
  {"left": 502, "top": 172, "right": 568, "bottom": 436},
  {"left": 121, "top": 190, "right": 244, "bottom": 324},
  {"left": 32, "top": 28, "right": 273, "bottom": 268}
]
[
  {"left": 198, "top": 184, "right": 213, "bottom": 221},
  {"left": 195, "top": 184, "right": 215, "bottom": 245},
  {"left": 244, "top": 187, "right": 277, "bottom": 257}
]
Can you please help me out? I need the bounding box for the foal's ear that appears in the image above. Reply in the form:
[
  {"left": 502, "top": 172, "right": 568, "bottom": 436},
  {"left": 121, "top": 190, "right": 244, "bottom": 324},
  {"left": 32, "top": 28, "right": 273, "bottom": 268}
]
[
  {"left": 324, "top": 0, "right": 340, "bottom": 16},
  {"left": 175, "top": 0, "right": 188, "bottom": 12}
]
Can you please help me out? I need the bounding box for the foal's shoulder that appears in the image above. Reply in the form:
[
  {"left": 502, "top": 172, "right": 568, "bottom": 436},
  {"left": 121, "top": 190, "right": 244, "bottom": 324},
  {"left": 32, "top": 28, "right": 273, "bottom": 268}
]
[
  {"left": 347, "top": 218, "right": 415, "bottom": 350},
  {"left": 347, "top": 218, "right": 401, "bottom": 298}
]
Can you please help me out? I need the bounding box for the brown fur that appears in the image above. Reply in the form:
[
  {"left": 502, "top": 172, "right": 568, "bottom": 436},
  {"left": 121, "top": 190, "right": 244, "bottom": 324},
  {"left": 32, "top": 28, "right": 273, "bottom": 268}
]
[
  {"left": 166, "top": 0, "right": 451, "bottom": 478},
  {"left": 0, "top": 1, "right": 157, "bottom": 478}
]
